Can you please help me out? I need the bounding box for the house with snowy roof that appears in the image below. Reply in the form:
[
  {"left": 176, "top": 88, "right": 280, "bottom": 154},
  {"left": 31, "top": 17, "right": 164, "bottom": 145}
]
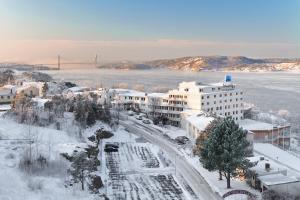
[
  {"left": 0, "top": 85, "right": 16, "bottom": 104},
  {"left": 246, "top": 156, "right": 300, "bottom": 195},
  {"left": 239, "top": 119, "right": 291, "bottom": 148}
]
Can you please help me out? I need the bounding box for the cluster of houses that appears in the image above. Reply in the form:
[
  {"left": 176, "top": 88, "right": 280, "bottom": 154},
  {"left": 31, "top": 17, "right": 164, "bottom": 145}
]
[
  {"left": 0, "top": 75, "right": 297, "bottom": 194},
  {"left": 0, "top": 82, "right": 42, "bottom": 104}
]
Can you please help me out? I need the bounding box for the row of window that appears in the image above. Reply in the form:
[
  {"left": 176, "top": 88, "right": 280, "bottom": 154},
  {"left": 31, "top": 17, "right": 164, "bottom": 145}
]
[
  {"left": 124, "top": 96, "right": 146, "bottom": 101},
  {"left": 169, "top": 100, "right": 187, "bottom": 105},
  {"left": 206, "top": 106, "right": 243, "bottom": 112},
  {"left": 199, "top": 86, "right": 236, "bottom": 93},
  {"left": 0, "top": 95, "right": 11, "bottom": 100},
  {"left": 153, "top": 106, "right": 184, "bottom": 112},
  {"left": 203, "top": 100, "right": 243, "bottom": 106},
  {"left": 201, "top": 92, "right": 243, "bottom": 99},
  {"left": 169, "top": 94, "right": 187, "bottom": 99}
]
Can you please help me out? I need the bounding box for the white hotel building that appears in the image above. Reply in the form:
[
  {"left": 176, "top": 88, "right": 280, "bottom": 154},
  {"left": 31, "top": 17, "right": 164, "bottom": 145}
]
[{"left": 113, "top": 76, "right": 244, "bottom": 126}]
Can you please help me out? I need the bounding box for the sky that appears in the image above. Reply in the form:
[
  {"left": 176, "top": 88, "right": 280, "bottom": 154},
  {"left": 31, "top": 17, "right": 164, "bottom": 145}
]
[{"left": 0, "top": 0, "right": 299, "bottom": 64}]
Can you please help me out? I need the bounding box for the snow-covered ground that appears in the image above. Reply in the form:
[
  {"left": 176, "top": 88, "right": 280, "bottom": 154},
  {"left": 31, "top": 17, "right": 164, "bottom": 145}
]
[
  {"left": 0, "top": 115, "right": 97, "bottom": 200},
  {"left": 124, "top": 116, "right": 261, "bottom": 199},
  {"left": 99, "top": 126, "right": 197, "bottom": 200}
]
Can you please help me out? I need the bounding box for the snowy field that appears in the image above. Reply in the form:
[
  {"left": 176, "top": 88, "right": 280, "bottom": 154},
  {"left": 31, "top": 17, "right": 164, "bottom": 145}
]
[
  {"left": 0, "top": 115, "right": 96, "bottom": 200},
  {"left": 101, "top": 127, "right": 196, "bottom": 200}
]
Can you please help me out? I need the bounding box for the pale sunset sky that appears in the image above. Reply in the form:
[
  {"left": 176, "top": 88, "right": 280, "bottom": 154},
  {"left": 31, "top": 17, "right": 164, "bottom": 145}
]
[{"left": 0, "top": 0, "right": 299, "bottom": 64}]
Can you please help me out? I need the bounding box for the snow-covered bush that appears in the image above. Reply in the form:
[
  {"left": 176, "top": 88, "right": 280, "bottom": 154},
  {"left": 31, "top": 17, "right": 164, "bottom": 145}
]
[{"left": 27, "top": 178, "right": 44, "bottom": 191}]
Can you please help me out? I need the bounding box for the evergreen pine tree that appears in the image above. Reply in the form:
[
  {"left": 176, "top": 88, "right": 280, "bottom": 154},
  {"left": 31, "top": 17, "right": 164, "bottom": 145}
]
[
  {"left": 86, "top": 110, "right": 96, "bottom": 126},
  {"left": 200, "top": 117, "right": 249, "bottom": 188}
]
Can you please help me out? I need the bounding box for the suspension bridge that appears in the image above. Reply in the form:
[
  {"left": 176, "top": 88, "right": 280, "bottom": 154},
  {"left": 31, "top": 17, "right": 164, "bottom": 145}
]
[{"left": 33, "top": 54, "right": 100, "bottom": 70}]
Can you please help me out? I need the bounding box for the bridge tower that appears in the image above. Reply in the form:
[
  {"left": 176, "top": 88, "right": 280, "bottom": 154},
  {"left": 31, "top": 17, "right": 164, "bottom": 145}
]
[
  {"left": 94, "top": 54, "right": 98, "bottom": 67},
  {"left": 57, "top": 55, "right": 61, "bottom": 70}
]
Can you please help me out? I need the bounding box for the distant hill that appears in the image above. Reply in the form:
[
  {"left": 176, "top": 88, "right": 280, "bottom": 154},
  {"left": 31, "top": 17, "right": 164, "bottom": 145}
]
[{"left": 98, "top": 56, "right": 300, "bottom": 72}]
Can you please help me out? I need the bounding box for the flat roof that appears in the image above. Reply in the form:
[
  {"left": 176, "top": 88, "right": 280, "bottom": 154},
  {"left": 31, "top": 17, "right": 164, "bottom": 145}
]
[
  {"left": 239, "top": 119, "right": 277, "bottom": 131},
  {"left": 186, "top": 113, "right": 214, "bottom": 131},
  {"left": 259, "top": 173, "right": 299, "bottom": 186}
]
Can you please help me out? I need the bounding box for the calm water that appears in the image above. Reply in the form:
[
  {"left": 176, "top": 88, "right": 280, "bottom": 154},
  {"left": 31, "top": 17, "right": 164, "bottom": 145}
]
[{"left": 45, "top": 69, "right": 300, "bottom": 132}]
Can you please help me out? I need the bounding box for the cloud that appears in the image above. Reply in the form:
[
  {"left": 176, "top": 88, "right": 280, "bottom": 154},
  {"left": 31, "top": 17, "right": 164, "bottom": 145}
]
[{"left": 0, "top": 39, "right": 299, "bottom": 64}]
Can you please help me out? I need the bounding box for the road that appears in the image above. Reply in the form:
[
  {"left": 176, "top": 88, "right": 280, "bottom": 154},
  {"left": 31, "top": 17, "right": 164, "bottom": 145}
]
[{"left": 120, "top": 117, "right": 221, "bottom": 200}]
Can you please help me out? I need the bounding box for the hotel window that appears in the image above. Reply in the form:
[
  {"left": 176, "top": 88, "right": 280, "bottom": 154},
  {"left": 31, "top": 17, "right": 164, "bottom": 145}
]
[
  {"left": 240, "top": 98, "right": 243, "bottom": 100},
  {"left": 236, "top": 92, "right": 238, "bottom": 95},
  {"left": 201, "top": 96, "right": 204, "bottom": 99},
  {"left": 230, "top": 99, "right": 232, "bottom": 102},
  {"left": 214, "top": 95, "right": 216, "bottom": 98},
  {"left": 219, "top": 100, "right": 222, "bottom": 103},
  {"left": 230, "top": 93, "right": 232, "bottom": 96},
  {"left": 240, "top": 92, "right": 243, "bottom": 95},
  {"left": 225, "top": 93, "right": 227, "bottom": 96},
  {"left": 219, "top": 94, "right": 222, "bottom": 97},
  {"left": 199, "top": 89, "right": 203, "bottom": 92},
  {"left": 212, "top": 88, "right": 215, "bottom": 91},
  {"left": 207, "top": 102, "right": 209, "bottom": 105},
  {"left": 201, "top": 102, "right": 204, "bottom": 106},
  {"left": 214, "top": 101, "right": 216, "bottom": 104},
  {"left": 207, "top": 95, "right": 210, "bottom": 99},
  {"left": 7, "top": 96, "right": 10, "bottom": 99}
]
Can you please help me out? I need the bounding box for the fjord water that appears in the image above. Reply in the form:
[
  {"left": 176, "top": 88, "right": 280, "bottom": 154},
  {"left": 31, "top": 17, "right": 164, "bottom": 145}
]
[{"left": 46, "top": 69, "right": 300, "bottom": 132}]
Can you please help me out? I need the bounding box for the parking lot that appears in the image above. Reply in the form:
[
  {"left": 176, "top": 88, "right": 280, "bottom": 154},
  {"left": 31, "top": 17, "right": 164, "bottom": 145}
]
[{"left": 104, "top": 138, "right": 194, "bottom": 199}]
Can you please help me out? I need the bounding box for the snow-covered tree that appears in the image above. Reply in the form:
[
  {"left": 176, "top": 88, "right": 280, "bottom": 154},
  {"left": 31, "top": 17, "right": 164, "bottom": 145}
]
[
  {"left": 200, "top": 117, "right": 249, "bottom": 188},
  {"left": 69, "top": 152, "right": 94, "bottom": 191},
  {"left": 42, "top": 82, "right": 49, "bottom": 97}
]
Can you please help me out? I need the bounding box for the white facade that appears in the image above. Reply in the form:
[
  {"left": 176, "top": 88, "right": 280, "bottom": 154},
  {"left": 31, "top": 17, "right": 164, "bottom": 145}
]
[
  {"left": 113, "top": 76, "right": 244, "bottom": 126},
  {"left": 0, "top": 85, "right": 16, "bottom": 104},
  {"left": 176, "top": 80, "right": 244, "bottom": 121}
]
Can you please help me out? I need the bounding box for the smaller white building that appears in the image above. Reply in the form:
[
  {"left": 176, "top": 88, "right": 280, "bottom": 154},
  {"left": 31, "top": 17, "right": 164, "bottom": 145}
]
[
  {"left": 0, "top": 85, "right": 16, "bottom": 104},
  {"left": 181, "top": 110, "right": 214, "bottom": 140}
]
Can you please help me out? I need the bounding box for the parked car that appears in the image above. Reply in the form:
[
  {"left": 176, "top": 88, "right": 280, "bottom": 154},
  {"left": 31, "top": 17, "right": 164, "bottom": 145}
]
[
  {"left": 135, "top": 115, "right": 143, "bottom": 120},
  {"left": 142, "top": 119, "right": 151, "bottom": 124},
  {"left": 175, "top": 136, "right": 190, "bottom": 145},
  {"left": 105, "top": 143, "right": 119, "bottom": 149},
  {"left": 104, "top": 147, "right": 118, "bottom": 152},
  {"left": 128, "top": 111, "right": 134, "bottom": 116}
]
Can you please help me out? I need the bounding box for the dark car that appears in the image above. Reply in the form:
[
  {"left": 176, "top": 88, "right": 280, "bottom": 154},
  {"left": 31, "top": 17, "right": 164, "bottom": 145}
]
[
  {"left": 175, "top": 136, "right": 190, "bottom": 145},
  {"left": 104, "top": 147, "right": 118, "bottom": 153},
  {"left": 105, "top": 143, "right": 119, "bottom": 149}
]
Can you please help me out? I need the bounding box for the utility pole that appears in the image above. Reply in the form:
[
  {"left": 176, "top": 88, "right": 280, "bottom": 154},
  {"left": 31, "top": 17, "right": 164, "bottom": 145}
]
[{"left": 58, "top": 55, "right": 61, "bottom": 70}]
